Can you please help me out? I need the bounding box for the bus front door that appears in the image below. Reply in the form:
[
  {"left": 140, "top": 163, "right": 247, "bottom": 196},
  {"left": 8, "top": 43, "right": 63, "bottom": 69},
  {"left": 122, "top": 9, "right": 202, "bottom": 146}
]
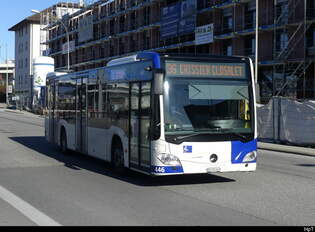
[
  {"left": 130, "top": 82, "right": 151, "bottom": 172},
  {"left": 48, "top": 81, "right": 56, "bottom": 143},
  {"left": 76, "top": 77, "right": 88, "bottom": 153}
]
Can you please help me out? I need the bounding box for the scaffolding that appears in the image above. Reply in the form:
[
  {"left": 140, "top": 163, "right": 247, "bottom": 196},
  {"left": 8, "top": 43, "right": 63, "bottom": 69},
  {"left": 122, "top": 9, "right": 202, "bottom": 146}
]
[
  {"left": 39, "top": 1, "right": 83, "bottom": 56},
  {"left": 272, "top": 0, "right": 315, "bottom": 100}
]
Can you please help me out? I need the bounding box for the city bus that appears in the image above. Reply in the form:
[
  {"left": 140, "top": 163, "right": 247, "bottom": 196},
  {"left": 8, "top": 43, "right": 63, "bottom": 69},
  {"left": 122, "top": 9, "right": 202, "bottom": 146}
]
[{"left": 45, "top": 52, "right": 257, "bottom": 175}]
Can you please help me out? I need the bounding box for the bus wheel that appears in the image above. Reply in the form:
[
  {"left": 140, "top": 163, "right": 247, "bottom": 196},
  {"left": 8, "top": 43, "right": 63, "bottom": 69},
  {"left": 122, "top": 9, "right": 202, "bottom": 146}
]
[
  {"left": 60, "top": 129, "right": 68, "bottom": 154},
  {"left": 112, "top": 142, "right": 125, "bottom": 174}
]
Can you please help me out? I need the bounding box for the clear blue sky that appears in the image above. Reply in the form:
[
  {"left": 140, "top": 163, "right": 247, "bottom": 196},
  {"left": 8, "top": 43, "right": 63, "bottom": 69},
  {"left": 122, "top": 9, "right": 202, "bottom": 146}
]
[{"left": 0, "top": 0, "right": 75, "bottom": 63}]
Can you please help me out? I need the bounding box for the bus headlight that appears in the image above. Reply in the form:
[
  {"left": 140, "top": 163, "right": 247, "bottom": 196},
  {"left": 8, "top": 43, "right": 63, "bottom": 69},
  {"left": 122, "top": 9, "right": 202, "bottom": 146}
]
[
  {"left": 157, "top": 153, "right": 181, "bottom": 166},
  {"left": 242, "top": 151, "right": 257, "bottom": 163}
]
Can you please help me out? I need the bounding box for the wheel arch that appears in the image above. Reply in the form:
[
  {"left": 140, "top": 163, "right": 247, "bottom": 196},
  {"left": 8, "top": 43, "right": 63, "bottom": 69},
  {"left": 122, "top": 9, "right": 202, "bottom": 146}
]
[
  {"left": 110, "top": 133, "right": 129, "bottom": 168},
  {"left": 59, "top": 125, "right": 66, "bottom": 146},
  {"left": 111, "top": 134, "right": 123, "bottom": 156}
]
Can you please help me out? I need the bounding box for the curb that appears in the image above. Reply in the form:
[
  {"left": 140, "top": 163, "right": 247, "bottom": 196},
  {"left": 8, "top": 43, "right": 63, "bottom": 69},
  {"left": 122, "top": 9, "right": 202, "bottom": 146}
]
[
  {"left": 258, "top": 142, "right": 315, "bottom": 157},
  {"left": 4, "top": 110, "right": 24, "bottom": 115},
  {"left": 2, "top": 109, "right": 42, "bottom": 118}
]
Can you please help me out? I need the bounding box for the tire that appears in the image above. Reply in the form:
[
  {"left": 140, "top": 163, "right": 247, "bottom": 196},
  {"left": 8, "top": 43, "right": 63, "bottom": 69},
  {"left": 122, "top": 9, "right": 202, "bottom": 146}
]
[
  {"left": 111, "top": 142, "right": 125, "bottom": 174},
  {"left": 60, "top": 129, "right": 68, "bottom": 154}
]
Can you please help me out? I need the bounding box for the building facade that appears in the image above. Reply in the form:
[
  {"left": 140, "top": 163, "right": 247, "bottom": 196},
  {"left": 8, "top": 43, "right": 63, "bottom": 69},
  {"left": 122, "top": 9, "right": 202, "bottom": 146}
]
[
  {"left": 0, "top": 60, "right": 15, "bottom": 104},
  {"left": 9, "top": 14, "right": 41, "bottom": 109},
  {"left": 42, "top": 0, "right": 315, "bottom": 103}
]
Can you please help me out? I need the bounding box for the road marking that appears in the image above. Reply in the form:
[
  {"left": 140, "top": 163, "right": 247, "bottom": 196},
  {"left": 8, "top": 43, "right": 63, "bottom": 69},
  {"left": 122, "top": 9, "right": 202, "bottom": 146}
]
[{"left": 0, "top": 185, "right": 61, "bottom": 226}]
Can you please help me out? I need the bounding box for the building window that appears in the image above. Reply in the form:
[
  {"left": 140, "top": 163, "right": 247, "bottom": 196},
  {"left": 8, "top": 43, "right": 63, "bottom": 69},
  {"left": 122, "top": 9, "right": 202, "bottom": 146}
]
[
  {"left": 227, "top": 45, "right": 232, "bottom": 56},
  {"left": 245, "top": 36, "right": 255, "bottom": 56},
  {"left": 307, "top": 0, "right": 315, "bottom": 19},
  {"left": 223, "top": 16, "right": 233, "bottom": 33},
  {"left": 223, "top": 40, "right": 232, "bottom": 56},
  {"left": 307, "top": 26, "right": 315, "bottom": 47},
  {"left": 245, "top": 1, "right": 256, "bottom": 29},
  {"left": 276, "top": 32, "right": 288, "bottom": 51},
  {"left": 223, "top": 8, "right": 233, "bottom": 33},
  {"left": 276, "top": 1, "right": 288, "bottom": 24}
]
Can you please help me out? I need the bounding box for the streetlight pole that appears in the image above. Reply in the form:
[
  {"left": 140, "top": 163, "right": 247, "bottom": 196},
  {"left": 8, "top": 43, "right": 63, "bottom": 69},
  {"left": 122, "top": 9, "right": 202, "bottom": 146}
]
[
  {"left": 59, "top": 19, "right": 70, "bottom": 71},
  {"left": 255, "top": 0, "right": 260, "bottom": 103},
  {"left": 5, "top": 44, "right": 9, "bottom": 106}
]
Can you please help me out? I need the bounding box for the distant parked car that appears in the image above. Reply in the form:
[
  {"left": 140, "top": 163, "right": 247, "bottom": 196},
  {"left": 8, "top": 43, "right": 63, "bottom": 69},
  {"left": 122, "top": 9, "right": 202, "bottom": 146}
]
[{"left": 7, "top": 105, "right": 17, "bottom": 110}]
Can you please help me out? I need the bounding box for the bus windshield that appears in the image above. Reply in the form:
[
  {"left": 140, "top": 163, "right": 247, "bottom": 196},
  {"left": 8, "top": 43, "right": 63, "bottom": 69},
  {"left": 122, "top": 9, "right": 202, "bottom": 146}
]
[{"left": 163, "top": 77, "right": 252, "bottom": 136}]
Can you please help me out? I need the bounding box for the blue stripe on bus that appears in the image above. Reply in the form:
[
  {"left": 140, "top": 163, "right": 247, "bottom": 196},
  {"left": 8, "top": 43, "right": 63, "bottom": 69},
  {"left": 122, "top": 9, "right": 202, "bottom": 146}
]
[
  {"left": 231, "top": 139, "right": 257, "bottom": 164},
  {"left": 151, "top": 166, "right": 184, "bottom": 174}
]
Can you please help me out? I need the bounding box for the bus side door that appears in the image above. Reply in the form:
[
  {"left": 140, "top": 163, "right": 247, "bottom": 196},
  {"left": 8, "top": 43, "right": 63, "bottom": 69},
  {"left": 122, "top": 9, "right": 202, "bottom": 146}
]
[
  {"left": 48, "top": 80, "right": 56, "bottom": 143},
  {"left": 130, "top": 82, "right": 151, "bottom": 172},
  {"left": 76, "top": 76, "right": 88, "bottom": 153}
]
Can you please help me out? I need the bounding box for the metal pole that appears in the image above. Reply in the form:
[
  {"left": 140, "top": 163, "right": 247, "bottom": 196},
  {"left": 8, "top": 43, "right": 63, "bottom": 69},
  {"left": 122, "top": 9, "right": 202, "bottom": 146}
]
[
  {"left": 6, "top": 44, "right": 9, "bottom": 106},
  {"left": 303, "top": 0, "right": 307, "bottom": 99},
  {"left": 255, "top": 0, "right": 259, "bottom": 84},
  {"left": 60, "top": 20, "right": 70, "bottom": 71},
  {"left": 255, "top": 0, "right": 260, "bottom": 103}
]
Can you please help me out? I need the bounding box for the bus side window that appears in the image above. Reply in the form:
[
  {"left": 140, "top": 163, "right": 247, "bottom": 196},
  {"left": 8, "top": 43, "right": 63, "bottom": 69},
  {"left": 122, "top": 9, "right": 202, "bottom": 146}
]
[
  {"left": 97, "top": 80, "right": 102, "bottom": 119},
  {"left": 87, "top": 81, "right": 95, "bottom": 118},
  {"left": 108, "top": 83, "right": 129, "bottom": 117},
  {"left": 102, "top": 83, "right": 108, "bottom": 117}
]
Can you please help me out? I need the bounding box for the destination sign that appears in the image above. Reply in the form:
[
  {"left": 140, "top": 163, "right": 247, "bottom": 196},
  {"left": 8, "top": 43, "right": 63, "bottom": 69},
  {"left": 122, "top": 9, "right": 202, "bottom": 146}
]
[{"left": 166, "top": 61, "right": 246, "bottom": 79}]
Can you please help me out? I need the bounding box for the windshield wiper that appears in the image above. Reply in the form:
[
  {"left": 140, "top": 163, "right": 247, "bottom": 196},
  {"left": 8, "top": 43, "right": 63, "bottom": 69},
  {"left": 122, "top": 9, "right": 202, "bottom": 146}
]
[
  {"left": 189, "top": 84, "right": 202, "bottom": 98},
  {"left": 229, "top": 132, "right": 249, "bottom": 141},
  {"left": 175, "top": 132, "right": 209, "bottom": 141},
  {"left": 174, "top": 128, "right": 226, "bottom": 141},
  {"left": 174, "top": 128, "right": 250, "bottom": 142},
  {"left": 209, "top": 128, "right": 250, "bottom": 141}
]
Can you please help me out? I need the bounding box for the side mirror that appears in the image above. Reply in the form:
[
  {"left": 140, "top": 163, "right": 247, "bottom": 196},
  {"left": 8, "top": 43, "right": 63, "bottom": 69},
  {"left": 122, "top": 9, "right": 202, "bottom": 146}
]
[{"left": 153, "top": 69, "right": 164, "bottom": 95}]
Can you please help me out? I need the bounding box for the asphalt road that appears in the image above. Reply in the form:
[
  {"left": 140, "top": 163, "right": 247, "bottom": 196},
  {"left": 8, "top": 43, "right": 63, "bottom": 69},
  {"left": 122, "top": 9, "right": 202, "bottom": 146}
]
[{"left": 0, "top": 109, "right": 314, "bottom": 226}]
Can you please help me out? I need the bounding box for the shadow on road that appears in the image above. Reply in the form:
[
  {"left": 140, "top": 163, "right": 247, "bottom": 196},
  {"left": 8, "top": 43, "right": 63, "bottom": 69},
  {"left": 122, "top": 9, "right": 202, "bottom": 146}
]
[
  {"left": 296, "top": 164, "right": 315, "bottom": 167},
  {"left": 9, "top": 136, "right": 235, "bottom": 186}
]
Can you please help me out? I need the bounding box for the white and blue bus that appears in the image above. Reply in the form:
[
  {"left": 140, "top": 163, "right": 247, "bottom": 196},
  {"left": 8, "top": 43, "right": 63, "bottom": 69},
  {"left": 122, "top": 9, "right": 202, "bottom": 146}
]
[{"left": 45, "top": 52, "right": 257, "bottom": 175}]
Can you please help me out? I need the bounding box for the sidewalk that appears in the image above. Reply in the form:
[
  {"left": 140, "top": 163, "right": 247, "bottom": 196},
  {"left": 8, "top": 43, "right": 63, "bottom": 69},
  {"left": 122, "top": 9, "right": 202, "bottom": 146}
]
[
  {"left": 0, "top": 105, "right": 43, "bottom": 118},
  {"left": 258, "top": 142, "right": 315, "bottom": 157}
]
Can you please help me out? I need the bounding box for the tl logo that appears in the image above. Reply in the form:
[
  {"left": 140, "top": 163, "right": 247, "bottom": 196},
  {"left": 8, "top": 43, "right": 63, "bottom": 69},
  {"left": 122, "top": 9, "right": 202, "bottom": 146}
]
[{"left": 183, "top": 145, "right": 192, "bottom": 153}]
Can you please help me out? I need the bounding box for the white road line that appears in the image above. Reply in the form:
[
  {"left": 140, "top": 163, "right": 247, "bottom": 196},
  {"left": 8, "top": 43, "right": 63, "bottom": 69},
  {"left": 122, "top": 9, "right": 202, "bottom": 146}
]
[{"left": 0, "top": 185, "right": 61, "bottom": 226}]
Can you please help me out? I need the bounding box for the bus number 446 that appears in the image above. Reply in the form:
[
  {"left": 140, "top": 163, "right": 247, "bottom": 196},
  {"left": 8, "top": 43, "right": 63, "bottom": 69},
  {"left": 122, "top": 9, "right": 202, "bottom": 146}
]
[{"left": 154, "top": 167, "right": 165, "bottom": 173}]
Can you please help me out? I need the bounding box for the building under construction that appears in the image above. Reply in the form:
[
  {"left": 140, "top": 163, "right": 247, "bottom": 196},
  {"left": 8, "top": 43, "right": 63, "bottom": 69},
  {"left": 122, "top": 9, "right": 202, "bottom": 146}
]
[{"left": 42, "top": 0, "right": 315, "bottom": 103}]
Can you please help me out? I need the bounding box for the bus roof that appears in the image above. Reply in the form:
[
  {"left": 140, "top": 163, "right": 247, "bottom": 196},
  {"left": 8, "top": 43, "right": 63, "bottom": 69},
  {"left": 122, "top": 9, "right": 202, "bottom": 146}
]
[{"left": 107, "top": 52, "right": 161, "bottom": 69}]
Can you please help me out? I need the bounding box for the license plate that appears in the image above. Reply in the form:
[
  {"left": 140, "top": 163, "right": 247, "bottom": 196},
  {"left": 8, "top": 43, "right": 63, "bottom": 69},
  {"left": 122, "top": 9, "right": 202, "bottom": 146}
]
[{"left": 206, "top": 167, "right": 221, "bottom": 173}]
